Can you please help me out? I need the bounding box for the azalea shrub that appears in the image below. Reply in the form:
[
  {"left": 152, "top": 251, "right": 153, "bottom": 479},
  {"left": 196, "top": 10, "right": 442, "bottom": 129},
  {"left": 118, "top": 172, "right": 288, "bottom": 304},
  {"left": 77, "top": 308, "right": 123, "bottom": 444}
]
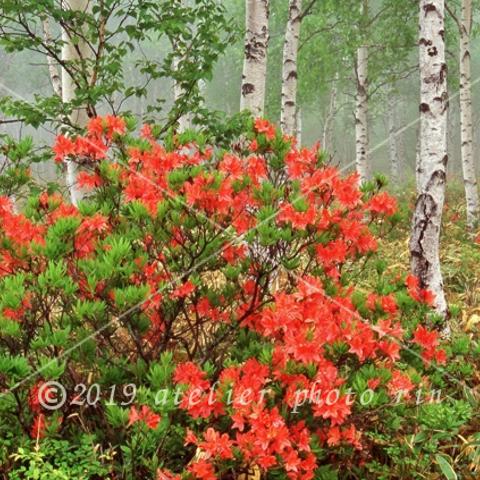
[{"left": 0, "top": 116, "right": 474, "bottom": 479}]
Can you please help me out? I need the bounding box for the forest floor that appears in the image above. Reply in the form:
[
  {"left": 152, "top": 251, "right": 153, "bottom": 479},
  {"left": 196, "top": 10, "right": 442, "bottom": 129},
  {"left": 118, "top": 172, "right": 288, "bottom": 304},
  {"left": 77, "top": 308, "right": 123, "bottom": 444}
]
[
  {"left": 357, "top": 185, "right": 480, "bottom": 475},
  {"left": 381, "top": 186, "right": 480, "bottom": 325}
]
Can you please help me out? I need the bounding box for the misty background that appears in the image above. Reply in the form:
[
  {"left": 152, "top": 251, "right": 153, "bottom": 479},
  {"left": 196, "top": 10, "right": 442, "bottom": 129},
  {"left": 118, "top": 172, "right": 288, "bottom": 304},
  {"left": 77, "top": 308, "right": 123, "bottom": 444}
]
[{"left": 1, "top": 0, "right": 480, "bottom": 187}]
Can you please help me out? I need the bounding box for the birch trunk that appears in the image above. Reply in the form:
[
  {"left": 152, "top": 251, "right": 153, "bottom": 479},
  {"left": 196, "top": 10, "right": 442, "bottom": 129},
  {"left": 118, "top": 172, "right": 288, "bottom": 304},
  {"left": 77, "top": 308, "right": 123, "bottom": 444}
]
[
  {"left": 172, "top": 0, "right": 192, "bottom": 132},
  {"left": 459, "top": 0, "right": 479, "bottom": 229},
  {"left": 355, "top": 45, "right": 369, "bottom": 183},
  {"left": 322, "top": 76, "right": 338, "bottom": 154},
  {"left": 410, "top": 0, "right": 448, "bottom": 318},
  {"left": 396, "top": 103, "right": 406, "bottom": 178},
  {"left": 43, "top": 19, "right": 62, "bottom": 98},
  {"left": 387, "top": 95, "right": 399, "bottom": 184},
  {"left": 240, "top": 0, "right": 270, "bottom": 116},
  {"left": 415, "top": 123, "right": 422, "bottom": 192},
  {"left": 296, "top": 108, "right": 302, "bottom": 145},
  {"left": 280, "top": 0, "right": 302, "bottom": 136},
  {"left": 173, "top": 53, "right": 191, "bottom": 132},
  {"left": 61, "top": 0, "right": 92, "bottom": 206}
]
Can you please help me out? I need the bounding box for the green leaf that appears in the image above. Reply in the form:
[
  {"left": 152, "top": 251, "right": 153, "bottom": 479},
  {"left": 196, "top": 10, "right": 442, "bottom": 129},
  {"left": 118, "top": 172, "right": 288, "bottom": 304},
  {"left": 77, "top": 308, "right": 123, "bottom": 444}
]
[
  {"left": 105, "top": 404, "right": 129, "bottom": 428},
  {"left": 38, "top": 357, "right": 66, "bottom": 379},
  {"left": 0, "top": 355, "right": 31, "bottom": 379},
  {"left": 435, "top": 454, "right": 457, "bottom": 480},
  {"left": 38, "top": 260, "right": 77, "bottom": 294},
  {"left": 147, "top": 352, "right": 174, "bottom": 389}
]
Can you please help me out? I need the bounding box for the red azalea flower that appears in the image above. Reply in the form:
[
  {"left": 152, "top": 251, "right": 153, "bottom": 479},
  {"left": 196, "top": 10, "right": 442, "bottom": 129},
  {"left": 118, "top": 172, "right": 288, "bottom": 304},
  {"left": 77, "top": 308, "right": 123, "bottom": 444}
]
[
  {"left": 326, "top": 426, "right": 341, "bottom": 447},
  {"left": 105, "top": 114, "right": 126, "bottom": 137},
  {"left": 406, "top": 275, "right": 436, "bottom": 305},
  {"left": 78, "top": 213, "right": 109, "bottom": 234},
  {"left": 413, "top": 325, "right": 439, "bottom": 350},
  {"left": 188, "top": 460, "right": 216, "bottom": 480},
  {"left": 141, "top": 123, "right": 154, "bottom": 140},
  {"left": 128, "top": 405, "right": 161, "bottom": 429},
  {"left": 87, "top": 117, "right": 105, "bottom": 137},
  {"left": 53, "top": 135, "right": 75, "bottom": 163},
  {"left": 156, "top": 469, "right": 181, "bottom": 480},
  {"left": 174, "top": 362, "right": 209, "bottom": 388},
  {"left": 368, "top": 192, "right": 397, "bottom": 216},
  {"left": 219, "top": 154, "right": 243, "bottom": 180},
  {"left": 247, "top": 156, "right": 267, "bottom": 183},
  {"left": 172, "top": 280, "right": 196, "bottom": 298},
  {"left": 254, "top": 118, "right": 276, "bottom": 140},
  {"left": 387, "top": 370, "right": 414, "bottom": 400},
  {"left": 77, "top": 171, "right": 103, "bottom": 190},
  {"left": 367, "top": 378, "right": 381, "bottom": 390},
  {"left": 184, "top": 428, "right": 198, "bottom": 446},
  {"left": 433, "top": 349, "right": 447, "bottom": 365},
  {"left": 75, "top": 136, "right": 108, "bottom": 160},
  {"left": 199, "top": 428, "right": 234, "bottom": 460},
  {"left": 342, "top": 424, "right": 362, "bottom": 450}
]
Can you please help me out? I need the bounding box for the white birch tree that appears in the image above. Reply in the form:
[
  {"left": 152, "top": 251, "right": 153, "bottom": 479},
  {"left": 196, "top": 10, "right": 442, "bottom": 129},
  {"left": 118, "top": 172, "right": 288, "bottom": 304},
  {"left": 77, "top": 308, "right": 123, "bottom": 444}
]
[
  {"left": 355, "top": 43, "right": 369, "bottom": 184},
  {"left": 171, "top": 0, "right": 192, "bottom": 132},
  {"left": 172, "top": 47, "right": 192, "bottom": 132},
  {"left": 458, "top": 0, "right": 479, "bottom": 229},
  {"left": 42, "top": 19, "right": 62, "bottom": 98},
  {"left": 410, "top": 0, "right": 448, "bottom": 318},
  {"left": 296, "top": 107, "right": 302, "bottom": 145},
  {"left": 445, "top": 0, "right": 479, "bottom": 229},
  {"left": 322, "top": 77, "right": 338, "bottom": 155},
  {"left": 280, "top": 0, "right": 302, "bottom": 136},
  {"left": 61, "top": 0, "right": 93, "bottom": 206},
  {"left": 240, "top": 0, "right": 270, "bottom": 116},
  {"left": 387, "top": 95, "right": 399, "bottom": 184},
  {"left": 354, "top": 0, "right": 369, "bottom": 184},
  {"left": 415, "top": 124, "right": 422, "bottom": 192},
  {"left": 396, "top": 102, "right": 407, "bottom": 179}
]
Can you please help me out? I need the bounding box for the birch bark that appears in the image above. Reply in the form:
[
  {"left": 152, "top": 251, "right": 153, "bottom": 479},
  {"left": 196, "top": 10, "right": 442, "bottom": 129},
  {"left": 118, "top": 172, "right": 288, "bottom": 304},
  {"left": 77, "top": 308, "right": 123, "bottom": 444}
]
[
  {"left": 415, "top": 123, "right": 422, "bottom": 192},
  {"left": 173, "top": 53, "right": 191, "bottom": 132},
  {"left": 296, "top": 108, "right": 302, "bottom": 145},
  {"left": 396, "top": 103, "right": 406, "bottom": 179},
  {"left": 42, "top": 18, "right": 62, "bottom": 98},
  {"left": 322, "top": 77, "right": 337, "bottom": 154},
  {"left": 280, "top": 0, "right": 302, "bottom": 136},
  {"left": 172, "top": 0, "right": 192, "bottom": 132},
  {"left": 387, "top": 95, "right": 399, "bottom": 184},
  {"left": 355, "top": 44, "right": 369, "bottom": 183},
  {"left": 459, "top": 0, "right": 479, "bottom": 229},
  {"left": 410, "top": 0, "right": 448, "bottom": 318},
  {"left": 61, "top": 0, "right": 92, "bottom": 206},
  {"left": 240, "top": 0, "right": 270, "bottom": 116}
]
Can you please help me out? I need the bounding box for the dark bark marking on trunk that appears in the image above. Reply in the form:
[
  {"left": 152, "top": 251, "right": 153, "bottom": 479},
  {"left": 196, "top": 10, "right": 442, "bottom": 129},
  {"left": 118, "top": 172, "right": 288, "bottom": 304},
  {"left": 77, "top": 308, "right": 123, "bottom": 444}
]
[
  {"left": 242, "top": 83, "right": 255, "bottom": 95},
  {"left": 410, "top": 193, "right": 437, "bottom": 288},
  {"left": 420, "top": 103, "right": 430, "bottom": 113},
  {"left": 424, "top": 3, "right": 437, "bottom": 14}
]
